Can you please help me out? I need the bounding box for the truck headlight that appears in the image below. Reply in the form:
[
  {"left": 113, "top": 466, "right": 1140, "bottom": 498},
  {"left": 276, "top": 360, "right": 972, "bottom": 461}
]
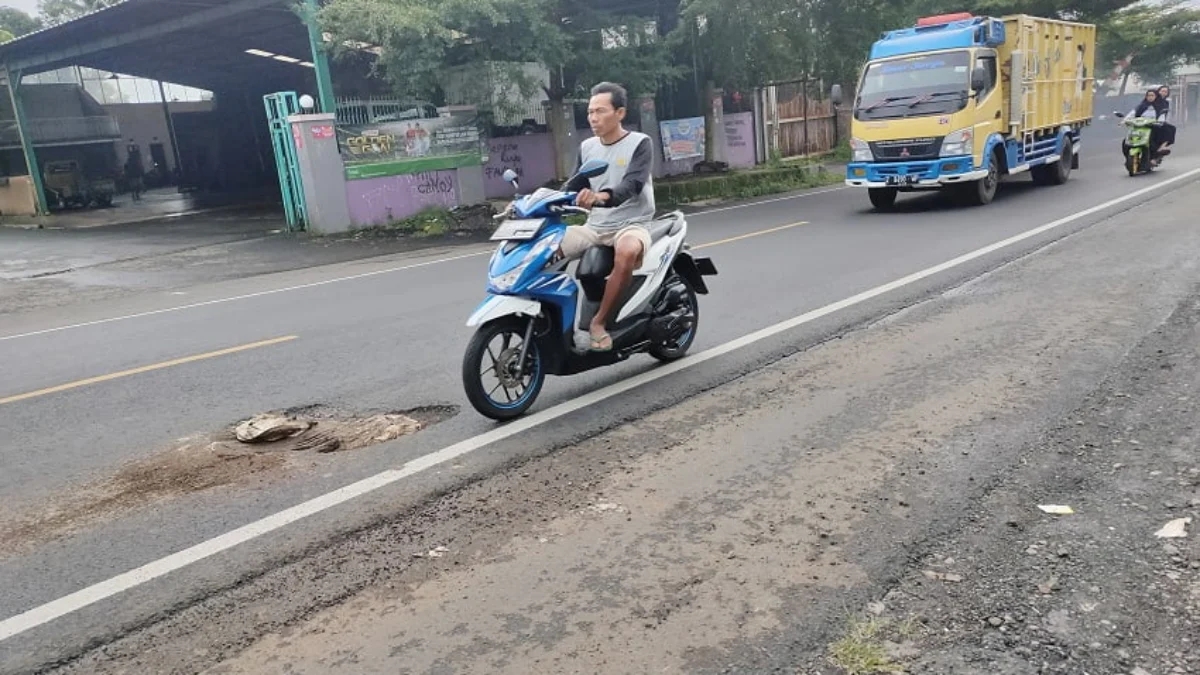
[
  {"left": 850, "top": 138, "right": 873, "bottom": 162},
  {"left": 940, "top": 128, "right": 974, "bottom": 157}
]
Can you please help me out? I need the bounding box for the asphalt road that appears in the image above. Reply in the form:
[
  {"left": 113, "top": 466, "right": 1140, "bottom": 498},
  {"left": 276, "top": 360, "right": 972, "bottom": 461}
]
[{"left": 2, "top": 124, "right": 1198, "bottom": 672}]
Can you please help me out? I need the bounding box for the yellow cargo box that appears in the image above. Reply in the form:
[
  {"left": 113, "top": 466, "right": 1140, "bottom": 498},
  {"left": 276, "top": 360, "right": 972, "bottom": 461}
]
[{"left": 998, "top": 14, "right": 1096, "bottom": 135}]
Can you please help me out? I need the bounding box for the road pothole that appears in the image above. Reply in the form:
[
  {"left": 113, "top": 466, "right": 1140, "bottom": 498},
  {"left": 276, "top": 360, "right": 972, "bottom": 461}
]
[{"left": 0, "top": 405, "right": 458, "bottom": 558}]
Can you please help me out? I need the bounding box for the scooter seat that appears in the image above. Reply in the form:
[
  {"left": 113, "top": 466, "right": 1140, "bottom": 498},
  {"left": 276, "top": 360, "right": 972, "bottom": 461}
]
[{"left": 576, "top": 213, "right": 685, "bottom": 293}]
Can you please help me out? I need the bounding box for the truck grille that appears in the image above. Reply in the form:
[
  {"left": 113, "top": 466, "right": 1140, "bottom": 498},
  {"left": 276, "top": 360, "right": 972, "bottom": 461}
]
[{"left": 869, "top": 137, "right": 943, "bottom": 161}]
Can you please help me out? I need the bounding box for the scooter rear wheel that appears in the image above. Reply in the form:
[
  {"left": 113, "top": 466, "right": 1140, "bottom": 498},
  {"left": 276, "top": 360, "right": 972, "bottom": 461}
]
[
  {"left": 650, "top": 278, "right": 699, "bottom": 363},
  {"left": 463, "top": 317, "right": 546, "bottom": 421}
]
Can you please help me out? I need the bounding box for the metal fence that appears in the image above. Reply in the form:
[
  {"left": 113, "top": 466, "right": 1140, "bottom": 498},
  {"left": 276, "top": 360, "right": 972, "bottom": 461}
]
[
  {"left": 335, "top": 95, "right": 549, "bottom": 131},
  {"left": 335, "top": 96, "right": 439, "bottom": 126}
]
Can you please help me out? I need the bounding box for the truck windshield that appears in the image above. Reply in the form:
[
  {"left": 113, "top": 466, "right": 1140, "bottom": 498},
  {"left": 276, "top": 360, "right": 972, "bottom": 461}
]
[{"left": 855, "top": 52, "right": 971, "bottom": 120}]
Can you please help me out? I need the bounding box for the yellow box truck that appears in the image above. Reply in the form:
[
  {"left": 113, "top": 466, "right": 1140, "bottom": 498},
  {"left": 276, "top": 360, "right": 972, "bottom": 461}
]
[{"left": 843, "top": 13, "right": 1096, "bottom": 209}]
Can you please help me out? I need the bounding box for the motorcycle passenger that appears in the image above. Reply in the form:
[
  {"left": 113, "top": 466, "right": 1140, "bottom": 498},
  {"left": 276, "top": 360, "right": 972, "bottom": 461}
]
[
  {"left": 558, "top": 82, "right": 656, "bottom": 353},
  {"left": 1126, "top": 89, "right": 1171, "bottom": 164},
  {"left": 1157, "top": 85, "right": 1178, "bottom": 154}
]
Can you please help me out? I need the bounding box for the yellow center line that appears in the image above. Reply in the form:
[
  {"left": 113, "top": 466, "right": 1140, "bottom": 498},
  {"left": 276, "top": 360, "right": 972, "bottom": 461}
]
[
  {"left": 0, "top": 335, "right": 299, "bottom": 406},
  {"left": 692, "top": 221, "right": 810, "bottom": 250}
]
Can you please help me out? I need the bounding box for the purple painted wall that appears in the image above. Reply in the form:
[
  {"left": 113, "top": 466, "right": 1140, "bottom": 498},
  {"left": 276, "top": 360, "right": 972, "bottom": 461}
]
[
  {"left": 484, "top": 135, "right": 556, "bottom": 198},
  {"left": 345, "top": 170, "right": 459, "bottom": 226}
]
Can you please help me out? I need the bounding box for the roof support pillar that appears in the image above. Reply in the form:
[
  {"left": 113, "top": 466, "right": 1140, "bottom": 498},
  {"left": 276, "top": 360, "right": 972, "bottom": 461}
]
[
  {"left": 303, "top": 0, "right": 335, "bottom": 114},
  {"left": 4, "top": 67, "right": 49, "bottom": 215}
]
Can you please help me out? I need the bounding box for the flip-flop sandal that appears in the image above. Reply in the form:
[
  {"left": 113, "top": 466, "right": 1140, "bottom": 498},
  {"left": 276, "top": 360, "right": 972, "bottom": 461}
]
[{"left": 589, "top": 332, "right": 613, "bottom": 352}]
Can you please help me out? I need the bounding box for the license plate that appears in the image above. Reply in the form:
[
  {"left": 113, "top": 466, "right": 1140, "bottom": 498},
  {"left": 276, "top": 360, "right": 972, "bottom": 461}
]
[
  {"left": 490, "top": 218, "right": 546, "bottom": 241},
  {"left": 885, "top": 175, "right": 917, "bottom": 186}
]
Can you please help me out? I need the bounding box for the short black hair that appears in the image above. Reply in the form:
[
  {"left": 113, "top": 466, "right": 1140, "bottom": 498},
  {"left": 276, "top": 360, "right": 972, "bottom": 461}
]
[{"left": 590, "top": 82, "right": 628, "bottom": 111}]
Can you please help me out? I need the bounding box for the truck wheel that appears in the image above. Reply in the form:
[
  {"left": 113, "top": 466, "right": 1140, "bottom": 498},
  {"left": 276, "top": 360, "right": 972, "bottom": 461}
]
[
  {"left": 959, "top": 159, "right": 999, "bottom": 206},
  {"left": 868, "top": 187, "right": 898, "bottom": 211},
  {"left": 1032, "top": 139, "right": 1073, "bottom": 186}
]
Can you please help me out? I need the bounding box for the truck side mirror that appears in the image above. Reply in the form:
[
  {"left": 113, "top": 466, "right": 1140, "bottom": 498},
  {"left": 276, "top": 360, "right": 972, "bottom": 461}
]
[
  {"left": 971, "top": 66, "right": 988, "bottom": 94},
  {"left": 831, "top": 84, "right": 844, "bottom": 106}
]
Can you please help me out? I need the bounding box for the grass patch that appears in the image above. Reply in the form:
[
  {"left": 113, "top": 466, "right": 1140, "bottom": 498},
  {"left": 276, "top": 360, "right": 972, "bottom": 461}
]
[
  {"left": 829, "top": 139, "right": 852, "bottom": 164},
  {"left": 324, "top": 204, "right": 497, "bottom": 240},
  {"left": 384, "top": 207, "right": 455, "bottom": 237},
  {"left": 655, "top": 164, "right": 842, "bottom": 207},
  {"left": 827, "top": 615, "right": 921, "bottom": 675}
]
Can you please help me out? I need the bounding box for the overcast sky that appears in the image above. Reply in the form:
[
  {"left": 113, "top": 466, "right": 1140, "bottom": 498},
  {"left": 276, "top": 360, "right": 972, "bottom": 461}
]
[{"left": 1, "top": 0, "right": 38, "bottom": 16}]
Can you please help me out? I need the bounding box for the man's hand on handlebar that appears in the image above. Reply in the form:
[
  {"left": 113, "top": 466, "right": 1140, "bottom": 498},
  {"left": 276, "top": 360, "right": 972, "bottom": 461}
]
[
  {"left": 493, "top": 201, "right": 516, "bottom": 221},
  {"left": 575, "top": 188, "right": 610, "bottom": 209}
]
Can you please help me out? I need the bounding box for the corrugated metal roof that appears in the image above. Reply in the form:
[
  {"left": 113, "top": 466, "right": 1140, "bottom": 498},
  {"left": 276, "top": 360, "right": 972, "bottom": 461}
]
[
  {"left": 0, "top": 0, "right": 317, "bottom": 93},
  {"left": 2, "top": 0, "right": 135, "bottom": 48}
]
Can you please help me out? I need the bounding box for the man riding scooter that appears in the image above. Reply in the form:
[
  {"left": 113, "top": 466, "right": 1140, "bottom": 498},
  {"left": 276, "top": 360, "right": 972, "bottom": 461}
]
[{"left": 556, "top": 81, "right": 656, "bottom": 353}]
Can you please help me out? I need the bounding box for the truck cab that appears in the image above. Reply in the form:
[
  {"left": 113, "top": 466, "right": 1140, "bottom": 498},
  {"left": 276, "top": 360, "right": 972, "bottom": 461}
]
[{"left": 846, "top": 13, "right": 1094, "bottom": 210}]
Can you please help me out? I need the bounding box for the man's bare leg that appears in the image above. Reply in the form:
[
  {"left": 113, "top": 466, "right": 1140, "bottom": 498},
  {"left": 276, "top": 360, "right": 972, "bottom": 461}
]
[{"left": 589, "top": 235, "right": 643, "bottom": 351}]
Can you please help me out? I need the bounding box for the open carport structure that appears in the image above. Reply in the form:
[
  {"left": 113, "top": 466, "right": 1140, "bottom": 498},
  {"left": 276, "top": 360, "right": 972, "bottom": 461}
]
[{"left": 0, "top": 0, "right": 335, "bottom": 215}]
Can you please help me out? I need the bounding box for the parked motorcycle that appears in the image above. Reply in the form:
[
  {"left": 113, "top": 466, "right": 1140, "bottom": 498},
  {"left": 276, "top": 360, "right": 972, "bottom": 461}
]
[
  {"left": 462, "top": 159, "right": 718, "bottom": 420},
  {"left": 1114, "top": 111, "right": 1163, "bottom": 176}
]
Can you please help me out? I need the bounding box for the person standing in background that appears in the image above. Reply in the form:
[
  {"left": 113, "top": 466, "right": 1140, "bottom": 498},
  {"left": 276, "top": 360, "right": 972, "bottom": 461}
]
[{"left": 124, "top": 147, "right": 145, "bottom": 202}]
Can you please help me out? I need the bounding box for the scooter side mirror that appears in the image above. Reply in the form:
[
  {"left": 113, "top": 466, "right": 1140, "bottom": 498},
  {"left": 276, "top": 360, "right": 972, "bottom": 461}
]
[
  {"left": 576, "top": 159, "right": 609, "bottom": 180},
  {"left": 502, "top": 169, "right": 519, "bottom": 190}
]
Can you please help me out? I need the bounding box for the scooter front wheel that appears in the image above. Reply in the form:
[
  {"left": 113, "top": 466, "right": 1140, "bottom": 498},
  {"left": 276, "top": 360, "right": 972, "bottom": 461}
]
[{"left": 462, "top": 317, "right": 546, "bottom": 421}]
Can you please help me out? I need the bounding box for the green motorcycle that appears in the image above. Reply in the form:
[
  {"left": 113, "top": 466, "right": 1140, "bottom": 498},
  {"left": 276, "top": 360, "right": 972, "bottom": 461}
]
[{"left": 1114, "top": 111, "right": 1163, "bottom": 176}]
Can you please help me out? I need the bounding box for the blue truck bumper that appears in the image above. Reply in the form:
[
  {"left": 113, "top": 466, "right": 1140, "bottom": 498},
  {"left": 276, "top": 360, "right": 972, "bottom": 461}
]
[{"left": 845, "top": 157, "right": 988, "bottom": 188}]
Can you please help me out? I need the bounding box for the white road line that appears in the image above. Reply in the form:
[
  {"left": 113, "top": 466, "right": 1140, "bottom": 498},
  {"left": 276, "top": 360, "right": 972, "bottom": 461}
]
[
  {"left": 1, "top": 166, "right": 1199, "bottom": 644},
  {"left": 689, "top": 184, "right": 850, "bottom": 215},
  {"left": 0, "top": 250, "right": 491, "bottom": 342},
  {"left": 0, "top": 184, "right": 849, "bottom": 343}
]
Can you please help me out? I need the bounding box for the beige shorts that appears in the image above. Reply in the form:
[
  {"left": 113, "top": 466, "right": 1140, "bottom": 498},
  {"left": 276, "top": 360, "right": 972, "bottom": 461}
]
[{"left": 559, "top": 225, "right": 652, "bottom": 262}]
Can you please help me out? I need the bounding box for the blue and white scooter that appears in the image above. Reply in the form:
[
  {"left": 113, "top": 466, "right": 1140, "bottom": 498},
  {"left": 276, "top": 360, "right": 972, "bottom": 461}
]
[{"left": 462, "top": 159, "right": 718, "bottom": 420}]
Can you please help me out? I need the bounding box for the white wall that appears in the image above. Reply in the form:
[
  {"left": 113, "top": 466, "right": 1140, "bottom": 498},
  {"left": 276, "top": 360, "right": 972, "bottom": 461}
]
[{"left": 105, "top": 101, "right": 213, "bottom": 173}]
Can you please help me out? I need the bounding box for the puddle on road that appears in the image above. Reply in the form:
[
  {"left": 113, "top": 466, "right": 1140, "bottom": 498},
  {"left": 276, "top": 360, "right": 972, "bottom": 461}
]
[{"left": 0, "top": 405, "right": 457, "bottom": 559}]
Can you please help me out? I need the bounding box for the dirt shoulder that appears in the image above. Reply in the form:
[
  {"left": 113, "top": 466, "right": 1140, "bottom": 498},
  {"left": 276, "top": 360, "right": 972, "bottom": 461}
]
[
  {"left": 832, "top": 294, "right": 1200, "bottom": 675},
  {"left": 36, "top": 190, "right": 1200, "bottom": 675}
]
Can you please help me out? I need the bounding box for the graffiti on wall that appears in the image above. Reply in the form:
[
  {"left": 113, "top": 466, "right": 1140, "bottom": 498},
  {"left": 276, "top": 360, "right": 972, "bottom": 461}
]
[
  {"left": 346, "top": 170, "right": 460, "bottom": 226},
  {"left": 483, "top": 134, "right": 556, "bottom": 198}
]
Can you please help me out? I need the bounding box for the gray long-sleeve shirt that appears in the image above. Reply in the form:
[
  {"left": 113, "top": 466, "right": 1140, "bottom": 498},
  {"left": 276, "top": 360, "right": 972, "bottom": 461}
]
[{"left": 566, "top": 131, "right": 656, "bottom": 232}]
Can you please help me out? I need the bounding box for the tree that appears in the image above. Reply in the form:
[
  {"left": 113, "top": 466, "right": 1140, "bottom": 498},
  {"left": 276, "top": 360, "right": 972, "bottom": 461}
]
[
  {"left": 37, "top": 0, "right": 117, "bottom": 26},
  {"left": 1101, "top": 0, "right": 1200, "bottom": 91},
  {"left": 320, "top": 0, "right": 566, "bottom": 104},
  {"left": 0, "top": 29, "right": 14, "bottom": 44},
  {"left": 0, "top": 7, "right": 43, "bottom": 37},
  {"left": 320, "top": 0, "right": 681, "bottom": 102},
  {"left": 320, "top": 0, "right": 684, "bottom": 177},
  {"left": 907, "top": 0, "right": 1136, "bottom": 22}
]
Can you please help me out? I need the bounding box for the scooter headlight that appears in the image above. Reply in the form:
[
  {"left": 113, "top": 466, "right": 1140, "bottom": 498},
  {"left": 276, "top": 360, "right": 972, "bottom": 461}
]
[
  {"left": 490, "top": 236, "right": 557, "bottom": 292},
  {"left": 492, "top": 263, "right": 530, "bottom": 292}
]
